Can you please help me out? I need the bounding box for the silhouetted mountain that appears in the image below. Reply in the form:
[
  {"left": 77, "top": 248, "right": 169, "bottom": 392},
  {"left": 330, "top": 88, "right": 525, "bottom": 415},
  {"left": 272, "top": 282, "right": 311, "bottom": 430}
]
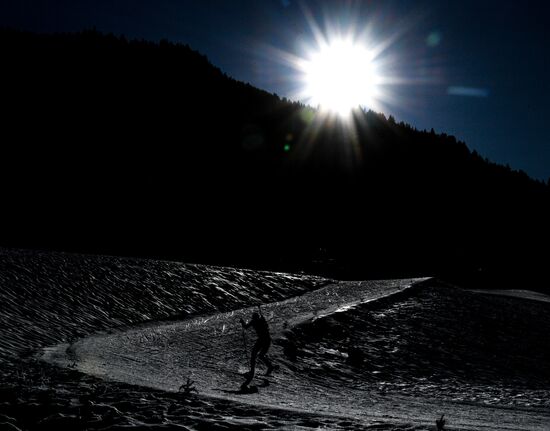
[{"left": 1, "top": 29, "right": 549, "bottom": 290}]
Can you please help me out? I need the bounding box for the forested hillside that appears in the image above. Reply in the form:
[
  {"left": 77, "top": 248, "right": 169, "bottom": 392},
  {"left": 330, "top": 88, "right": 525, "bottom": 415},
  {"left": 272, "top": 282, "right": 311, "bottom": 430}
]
[{"left": 1, "top": 29, "right": 548, "bottom": 290}]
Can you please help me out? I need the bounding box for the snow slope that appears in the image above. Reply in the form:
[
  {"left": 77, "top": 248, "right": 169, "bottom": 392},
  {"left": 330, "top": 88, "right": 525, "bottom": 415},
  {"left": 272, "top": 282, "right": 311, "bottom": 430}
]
[
  {"left": 1, "top": 249, "right": 549, "bottom": 430},
  {"left": 44, "top": 279, "right": 422, "bottom": 398},
  {"left": 0, "top": 248, "right": 325, "bottom": 367},
  {"left": 45, "top": 278, "right": 550, "bottom": 430},
  {"left": 470, "top": 289, "right": 550, "bottom": 304}
]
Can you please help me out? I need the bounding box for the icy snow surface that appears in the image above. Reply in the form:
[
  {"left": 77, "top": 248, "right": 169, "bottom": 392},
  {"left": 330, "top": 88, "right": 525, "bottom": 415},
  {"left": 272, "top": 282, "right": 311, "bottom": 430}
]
[
  {"left": 1, "top": 249, "right": 549, "bottom": 430},
  {"left": 45, "top": 278, "right": 550, "bottom": 430}
]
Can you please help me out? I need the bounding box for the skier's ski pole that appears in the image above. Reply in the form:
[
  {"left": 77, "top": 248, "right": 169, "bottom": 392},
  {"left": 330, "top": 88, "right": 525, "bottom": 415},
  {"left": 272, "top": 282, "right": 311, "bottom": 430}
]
[{"left": 241, "top": 324, "right": 248, "bottom": 355}]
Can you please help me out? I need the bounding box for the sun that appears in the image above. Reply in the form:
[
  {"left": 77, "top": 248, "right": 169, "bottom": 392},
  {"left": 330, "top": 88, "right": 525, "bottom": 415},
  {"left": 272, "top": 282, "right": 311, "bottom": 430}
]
[
  {"left": 301, "top": 38, "right": 380, "bottom": 117},
  {"left": 257, "top": 6, "right": 408, "bottom": 123}
]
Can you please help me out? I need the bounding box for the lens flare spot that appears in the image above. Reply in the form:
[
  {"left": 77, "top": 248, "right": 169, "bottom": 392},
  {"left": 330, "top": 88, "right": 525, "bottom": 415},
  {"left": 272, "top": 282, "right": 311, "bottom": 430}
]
[
  {"left": 299, "top": 108, "right": 316, "bottom": 124},
  {"left": 426, "top": 31, "right": 442, "bottom": 47}
]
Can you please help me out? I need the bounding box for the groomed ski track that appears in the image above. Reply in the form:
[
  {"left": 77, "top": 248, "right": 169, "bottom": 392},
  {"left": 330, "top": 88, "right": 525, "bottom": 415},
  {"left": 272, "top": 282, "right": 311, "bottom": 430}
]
[{"left": 43, "top": 278, "right": 549, "bottom": 430}]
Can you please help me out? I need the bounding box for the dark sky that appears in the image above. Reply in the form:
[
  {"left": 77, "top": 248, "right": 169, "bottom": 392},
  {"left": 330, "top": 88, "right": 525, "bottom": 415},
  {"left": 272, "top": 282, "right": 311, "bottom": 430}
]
[{"left": 1, "top": 0, "right": 549, "bottom": 181}]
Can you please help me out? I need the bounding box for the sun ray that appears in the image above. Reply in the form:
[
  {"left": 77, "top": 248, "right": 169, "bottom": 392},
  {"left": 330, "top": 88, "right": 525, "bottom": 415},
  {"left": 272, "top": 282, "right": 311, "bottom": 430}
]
[
  {"left": 248, "top": 5, "right": 428, "bottom": 169},
  {"left": 299, "top": 3, "right": 328, "bottom": 51}
]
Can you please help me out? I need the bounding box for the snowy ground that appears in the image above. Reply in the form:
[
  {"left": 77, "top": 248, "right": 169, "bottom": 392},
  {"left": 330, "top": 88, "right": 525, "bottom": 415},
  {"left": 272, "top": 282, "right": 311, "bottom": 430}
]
[
  {"left": 44, "top": 279, "right": 550, "bottom": 430},
  {"left": 1, "top": 249, "right": 550, "bottom": 430},
  {"left": 469, "top": 289, "right": 550, "bottom": 304},
  {"left": 45, "top": 280, "right": 423, "bottom": 417}
]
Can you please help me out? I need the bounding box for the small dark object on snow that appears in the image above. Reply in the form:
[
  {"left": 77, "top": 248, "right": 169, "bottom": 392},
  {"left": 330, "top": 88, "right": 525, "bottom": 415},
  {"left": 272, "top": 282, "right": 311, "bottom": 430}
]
[
  {"left": 238, "top": 384, "right": 259, "bottom": 394},
  {"left": 179, "top": 377, "right": 198, "bottom": 396},
  {"left": 258, "top": 378, "right": 270, "bottom": 388},
  {"left": 347, "top": 345, "right": 365, "bottom": 367},
  {"left": 436, "top": 414, "right": 445, "bottom": 430},
  {"left": 283, "top": 339, "right": 298, "bottom": 361}
]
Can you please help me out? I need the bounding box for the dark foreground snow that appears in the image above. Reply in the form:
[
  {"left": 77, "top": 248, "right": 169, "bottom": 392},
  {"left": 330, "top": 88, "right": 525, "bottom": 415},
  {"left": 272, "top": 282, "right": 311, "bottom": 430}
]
[{"left": 1, "top": 249, "right": 550, "bottom": 430}]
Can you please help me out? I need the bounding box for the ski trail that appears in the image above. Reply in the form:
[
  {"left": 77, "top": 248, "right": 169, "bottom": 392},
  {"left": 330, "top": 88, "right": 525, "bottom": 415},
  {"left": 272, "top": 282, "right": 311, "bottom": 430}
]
[
  {"left": 43, "top": 278, "right": 545, "bottom": 430},
  {"left": 44, "top": 280, "right": 421, "bottom": 399},
  {"left": 43, "top": 277, "right": 549, "bottom": 430}
]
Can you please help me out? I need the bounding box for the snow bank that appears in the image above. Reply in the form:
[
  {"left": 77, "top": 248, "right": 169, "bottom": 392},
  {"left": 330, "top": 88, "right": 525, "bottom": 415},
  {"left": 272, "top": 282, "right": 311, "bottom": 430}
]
[{"left": 0, "top": 248, "right": 325, "bottom": 369}]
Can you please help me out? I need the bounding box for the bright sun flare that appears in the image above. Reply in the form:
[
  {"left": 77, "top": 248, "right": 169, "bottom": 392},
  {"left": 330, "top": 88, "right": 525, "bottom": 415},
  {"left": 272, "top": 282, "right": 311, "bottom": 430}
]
[{"left": 302, "top": 39, "right": 379, "bottom": 117}]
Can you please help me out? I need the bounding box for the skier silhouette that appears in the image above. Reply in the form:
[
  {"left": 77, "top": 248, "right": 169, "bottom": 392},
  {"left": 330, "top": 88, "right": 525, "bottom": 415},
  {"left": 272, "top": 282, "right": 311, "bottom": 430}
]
[{"left": 240, "top": 307, "right": 274, "bottom": 387}]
